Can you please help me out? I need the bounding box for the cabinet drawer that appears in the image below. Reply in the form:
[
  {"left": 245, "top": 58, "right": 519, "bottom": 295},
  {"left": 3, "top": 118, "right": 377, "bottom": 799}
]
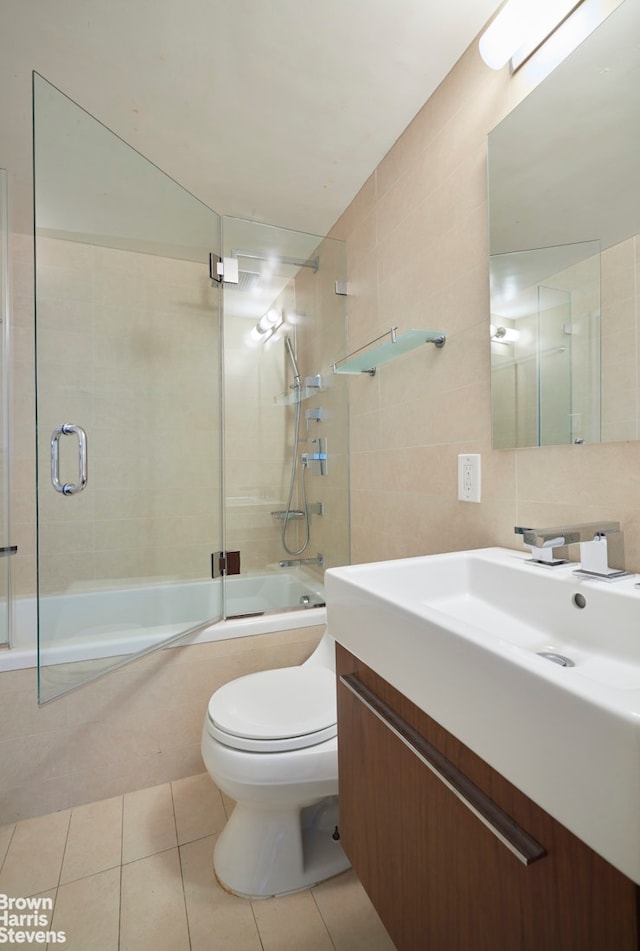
[{"left": 337, "top": 645, "right": 640, "bottom": 951}]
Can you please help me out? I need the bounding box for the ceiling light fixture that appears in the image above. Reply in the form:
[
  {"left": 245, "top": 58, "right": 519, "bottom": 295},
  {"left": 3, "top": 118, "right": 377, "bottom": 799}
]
[
  {"left": 250, "top": 308, "right": 284, "bottom": 343},
  {"left": 479, "top": 0, "right": 582, "bottom": 71}
]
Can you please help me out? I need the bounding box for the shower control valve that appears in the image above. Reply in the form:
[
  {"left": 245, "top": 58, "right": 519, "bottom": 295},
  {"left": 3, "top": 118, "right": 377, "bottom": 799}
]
[{"left": 301, "top": 438, "right": 327, "bottom": 476}]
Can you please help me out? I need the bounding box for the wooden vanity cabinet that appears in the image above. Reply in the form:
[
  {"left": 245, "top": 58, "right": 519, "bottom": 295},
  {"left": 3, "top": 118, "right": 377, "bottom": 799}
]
[{"left": 336, "top": 644, "right": 640, "bottom": 951}]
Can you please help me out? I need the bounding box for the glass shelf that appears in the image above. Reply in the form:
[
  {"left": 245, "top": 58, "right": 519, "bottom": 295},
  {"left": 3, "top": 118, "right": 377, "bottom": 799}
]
[{"left": 332, "top": 328, "right": 446, "bottom": 375}]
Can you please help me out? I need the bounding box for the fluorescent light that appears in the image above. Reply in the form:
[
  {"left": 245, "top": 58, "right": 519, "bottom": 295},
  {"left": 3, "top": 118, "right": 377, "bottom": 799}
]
[
  {"left": 479, "top": 0, "right": 581, "bottom": 70},
  {"left": 251, "top": 308, "right": 284, "bottom": 343}
]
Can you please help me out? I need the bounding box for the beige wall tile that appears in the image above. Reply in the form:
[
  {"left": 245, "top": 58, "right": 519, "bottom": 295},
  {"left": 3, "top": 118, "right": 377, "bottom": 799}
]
[
  {"left": 0, "top": 624, "right": 320, "bottom": 824},
  {"left": 332, "top": 17, "right": 640, "bottom": 575}
]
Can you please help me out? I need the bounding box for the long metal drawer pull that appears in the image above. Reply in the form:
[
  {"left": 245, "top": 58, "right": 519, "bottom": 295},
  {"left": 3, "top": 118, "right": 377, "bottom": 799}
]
[
  {"left": 339, "top": 673, "right": 547, "bottom": 867},
  {"left": 50, "top": 424, "right": 88, "bottom": 495}
]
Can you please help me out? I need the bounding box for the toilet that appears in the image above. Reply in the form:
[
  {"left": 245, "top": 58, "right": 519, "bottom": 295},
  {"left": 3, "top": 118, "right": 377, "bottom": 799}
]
[{"left": 200, "top": 630, "right": 350, "bottom": 898}]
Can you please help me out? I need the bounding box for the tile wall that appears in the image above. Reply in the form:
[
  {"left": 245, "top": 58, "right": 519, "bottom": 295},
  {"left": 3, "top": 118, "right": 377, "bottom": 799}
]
[
  {"left": 330, "top": 25, "right": 640, "bottom": 572},
  {"left": 12, "top": 234, "right": 221, "bottom": 598},
  {"left": 3, "top": 226, "right": 346, "bottom": 824},
  {"left": 4, "top": 2, "right": 640, "bottom": 824},
  {"left": 0, "top": 623, "right": 323, "bottom": 824}
]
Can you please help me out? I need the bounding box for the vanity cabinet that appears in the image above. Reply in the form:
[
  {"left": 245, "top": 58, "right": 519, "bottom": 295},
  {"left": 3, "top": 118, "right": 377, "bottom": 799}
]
[{"left": 336, "top": 645, "right": 640, "bottom": 951}]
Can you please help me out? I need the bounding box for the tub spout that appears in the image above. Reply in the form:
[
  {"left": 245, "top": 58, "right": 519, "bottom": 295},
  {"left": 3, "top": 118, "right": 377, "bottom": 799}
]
[{"left": 279, "top": 554, "right": 324, "bottom": 568}]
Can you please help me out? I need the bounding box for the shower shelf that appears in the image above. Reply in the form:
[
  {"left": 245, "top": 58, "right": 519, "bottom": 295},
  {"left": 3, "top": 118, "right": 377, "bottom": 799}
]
[{"left": 331, "top": 327, "right": 446, "bottom": 376}]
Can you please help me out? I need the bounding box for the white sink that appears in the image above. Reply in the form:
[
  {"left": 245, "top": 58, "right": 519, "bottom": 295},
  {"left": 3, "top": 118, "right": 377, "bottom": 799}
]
[{"left": 325, "top": 547, "right": 640, "bottom": 885}]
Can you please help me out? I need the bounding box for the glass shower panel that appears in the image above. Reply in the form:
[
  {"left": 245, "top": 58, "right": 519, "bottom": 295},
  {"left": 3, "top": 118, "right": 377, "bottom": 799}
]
[
  {"left": 0, "top": 171, "right": 12, "bottom": 648},
  {"left": 34, "top": 75, "right": 224, "bottom": 702},
  {"left": 538, "top": 286, "right": 573, "bottom": 446},
  {"left": 221, "top": 217, "right": 349, "bottom": 616},
  {"left": 490, "top": 240, "right": 601, "bottom": 447}
]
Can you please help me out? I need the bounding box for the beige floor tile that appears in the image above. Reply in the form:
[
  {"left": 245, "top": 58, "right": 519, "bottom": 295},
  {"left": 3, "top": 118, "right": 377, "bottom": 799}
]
[
  {"left": 51, "top": 866, "right": 120, "bottom": 951},
  {"left": 0, "top": 823, "right": 14, "bottom": 867},
  {"left": 60, "top": 795, "right": 122, "bottom": 884},
  {"left": 180, "top": 835, "right": 262, "bottom": 951},
  {"left": 313, "top": 869, "right": 396, "bottom": 950},
  {"left": 172, "top": 772, "right": 227, "bottom": 845},
  {"left": 120, "top": 848, "right": 190, "bottom": 951},
  {"left": 220, "top": 792, "right": 235, "bottom": 818},
  {"left": 251, "top": 887, "right": 335, "bottom": 951},
  {"left": 0, "top": 809, "right": 70, "bottom": 896},
  {"left": 122, "top": 781, "right": 176, "bottom": 864}
]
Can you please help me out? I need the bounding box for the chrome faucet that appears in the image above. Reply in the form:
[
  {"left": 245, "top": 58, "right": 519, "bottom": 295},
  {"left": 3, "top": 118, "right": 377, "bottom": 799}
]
[
  {"left": 514, "top": 525, "right": 571, "bottom": 565},
  {"left": 514, "top": 522, "right": 632, "bottom": 580}
]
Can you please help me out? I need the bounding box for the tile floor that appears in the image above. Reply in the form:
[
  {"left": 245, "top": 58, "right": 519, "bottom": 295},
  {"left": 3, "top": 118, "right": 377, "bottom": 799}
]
[{"left": 0, "top": 772, "right": 395, "bottom": 950}]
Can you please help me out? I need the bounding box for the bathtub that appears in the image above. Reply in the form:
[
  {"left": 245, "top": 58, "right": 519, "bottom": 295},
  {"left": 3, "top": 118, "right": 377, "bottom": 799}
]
[{"left": 1, "top": 571, "right": 326, "bottom": 672}]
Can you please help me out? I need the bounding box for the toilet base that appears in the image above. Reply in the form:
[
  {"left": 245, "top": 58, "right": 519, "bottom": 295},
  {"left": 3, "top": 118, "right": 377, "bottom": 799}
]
[{"left": 213, "top": 795, "right": 351, "bottom": 898}]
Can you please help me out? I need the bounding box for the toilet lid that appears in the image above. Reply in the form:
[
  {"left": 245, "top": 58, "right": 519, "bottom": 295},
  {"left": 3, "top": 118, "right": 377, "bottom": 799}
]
[{"left": 206, "top": 666, "right": 337, "bottom": 752}]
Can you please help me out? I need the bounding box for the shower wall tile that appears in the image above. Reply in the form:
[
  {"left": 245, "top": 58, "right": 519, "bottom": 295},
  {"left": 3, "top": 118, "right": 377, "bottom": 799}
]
[{"left": 12, "top": 236, "right": 221, "bottom": 598}]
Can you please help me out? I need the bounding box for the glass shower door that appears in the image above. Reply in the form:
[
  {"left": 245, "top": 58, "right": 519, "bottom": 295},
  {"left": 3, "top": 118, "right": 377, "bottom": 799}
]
[
  {"left": 34, "top": 74, "right": 224, "bottom": 702},
  {"left": 0, "top": 170, "right": 13, "bottom": 648}
]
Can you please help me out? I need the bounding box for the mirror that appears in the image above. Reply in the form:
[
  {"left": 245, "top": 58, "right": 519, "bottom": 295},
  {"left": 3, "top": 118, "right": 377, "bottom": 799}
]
[{"left": 488, "top": 0, "right": 640, "bottom": 447}]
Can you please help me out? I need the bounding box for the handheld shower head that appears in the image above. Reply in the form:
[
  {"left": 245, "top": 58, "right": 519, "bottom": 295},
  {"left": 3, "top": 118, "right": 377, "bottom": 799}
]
[{"left": 284, "top": 336, "right": 302, "bottom": 388}]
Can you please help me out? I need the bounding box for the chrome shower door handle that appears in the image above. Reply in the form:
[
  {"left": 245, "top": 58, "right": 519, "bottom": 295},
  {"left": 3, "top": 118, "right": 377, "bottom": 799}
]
[{"left": 50, "top": 424, "right": 88, "bottom": 495}]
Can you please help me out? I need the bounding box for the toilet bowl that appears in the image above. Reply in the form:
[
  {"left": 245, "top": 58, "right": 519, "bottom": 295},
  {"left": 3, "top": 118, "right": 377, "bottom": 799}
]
[{"left": 200, "top": 630, "right": 350, "bottom": 898}]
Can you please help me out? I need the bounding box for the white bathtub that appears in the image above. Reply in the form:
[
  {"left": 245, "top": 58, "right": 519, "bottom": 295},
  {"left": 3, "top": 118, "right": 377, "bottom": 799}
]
[{"left": 2, "top": 571, "right": 326, "bottom": 672}]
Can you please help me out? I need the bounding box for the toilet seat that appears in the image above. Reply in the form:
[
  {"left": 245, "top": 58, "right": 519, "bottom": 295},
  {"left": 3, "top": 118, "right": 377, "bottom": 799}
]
[{"left": 206, "top": 666, "right": 337, "bottom": 753}]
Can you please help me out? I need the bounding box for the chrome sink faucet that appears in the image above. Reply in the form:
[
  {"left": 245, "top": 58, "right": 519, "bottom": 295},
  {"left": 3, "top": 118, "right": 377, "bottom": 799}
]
[
  {"left": 514, "top": 522, "right": 633, "bottom": 581},
  {"left": 514, "top": 525, "right": 572, "bottom": 565}
]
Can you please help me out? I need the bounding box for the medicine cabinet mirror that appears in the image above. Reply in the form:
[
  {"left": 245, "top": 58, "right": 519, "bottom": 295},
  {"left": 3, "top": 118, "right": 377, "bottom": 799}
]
[{"left": 487, "top": 0, "right": 640, "bottom": 448}]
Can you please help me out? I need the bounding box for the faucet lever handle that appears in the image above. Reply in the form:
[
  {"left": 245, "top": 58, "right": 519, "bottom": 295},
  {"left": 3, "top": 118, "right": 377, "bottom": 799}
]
[
  {"left": 514, "top": 526, "right": 569, "bottom": 566},
  {"left": 538, "top": 535, "right": 565, "bottom": 549}
]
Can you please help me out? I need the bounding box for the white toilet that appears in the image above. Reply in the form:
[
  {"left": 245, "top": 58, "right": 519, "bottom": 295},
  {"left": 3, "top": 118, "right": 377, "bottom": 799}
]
[{"left": 200, "top": 630, "right": 350, "bottom": 898}]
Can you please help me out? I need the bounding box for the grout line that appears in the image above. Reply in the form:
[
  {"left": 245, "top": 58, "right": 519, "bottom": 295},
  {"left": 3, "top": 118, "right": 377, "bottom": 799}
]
[
  {"left": 52, "top": 861, "right": 123, "bottom": 888},
  {"left": 45, "top": 809, "right": 72, "bottom": 951},
  {"left": 0, "top": 823, "right": 17, "bottom": 877},
  {"left": 55, "top": 808, "right": 73, "bottom": 890},
  {"left": 120, "top": 844, "right": 182, "bottom": 868},
  {"left": 310, "top": 888, "right": 338, "bottom": 951},
  {"left": 117, "top": 795, "right": 124, "bottom": 951},
  {"left": 170, "top": 781, "right": 193, "bottom": 951},
  {"left": 249, "top": 900, "right": 266, "bottom": 951},
  {"left": 117, "top": 861, "right": 123, "bottom": 951},
  {"left": 118, "top": 794, "right": 124, "bottom": 868}
]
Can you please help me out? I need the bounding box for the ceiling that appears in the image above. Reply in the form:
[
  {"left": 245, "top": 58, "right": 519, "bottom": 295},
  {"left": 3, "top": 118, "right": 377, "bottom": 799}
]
[{"left": 0, "top": 0, "right": 500, "bottom": 238}]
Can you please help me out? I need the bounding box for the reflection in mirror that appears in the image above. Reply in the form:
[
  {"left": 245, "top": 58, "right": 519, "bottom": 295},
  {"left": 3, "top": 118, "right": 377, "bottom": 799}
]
[
  {"left": 487, "top": 0, "right": 640, "bottom": 447},
  {"left": 490, "top": 241, "right": 601, "bottom": 448}
]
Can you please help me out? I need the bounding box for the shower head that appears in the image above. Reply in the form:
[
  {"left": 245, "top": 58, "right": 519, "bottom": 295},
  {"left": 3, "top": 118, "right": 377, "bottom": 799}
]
[{"left": 284, "top": 336, "right": 302, "bottom": 388}]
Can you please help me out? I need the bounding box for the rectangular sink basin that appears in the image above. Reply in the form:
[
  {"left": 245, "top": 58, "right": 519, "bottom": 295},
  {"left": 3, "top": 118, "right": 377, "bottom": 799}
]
[{"left": 325, "top": 547, "right": 640, "bottom": 884}]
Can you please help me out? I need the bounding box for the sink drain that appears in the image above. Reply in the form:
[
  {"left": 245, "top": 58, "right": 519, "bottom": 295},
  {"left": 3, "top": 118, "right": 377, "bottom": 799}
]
[{"left": 537, "top": 651, "right": 575, "bottom": 668}]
